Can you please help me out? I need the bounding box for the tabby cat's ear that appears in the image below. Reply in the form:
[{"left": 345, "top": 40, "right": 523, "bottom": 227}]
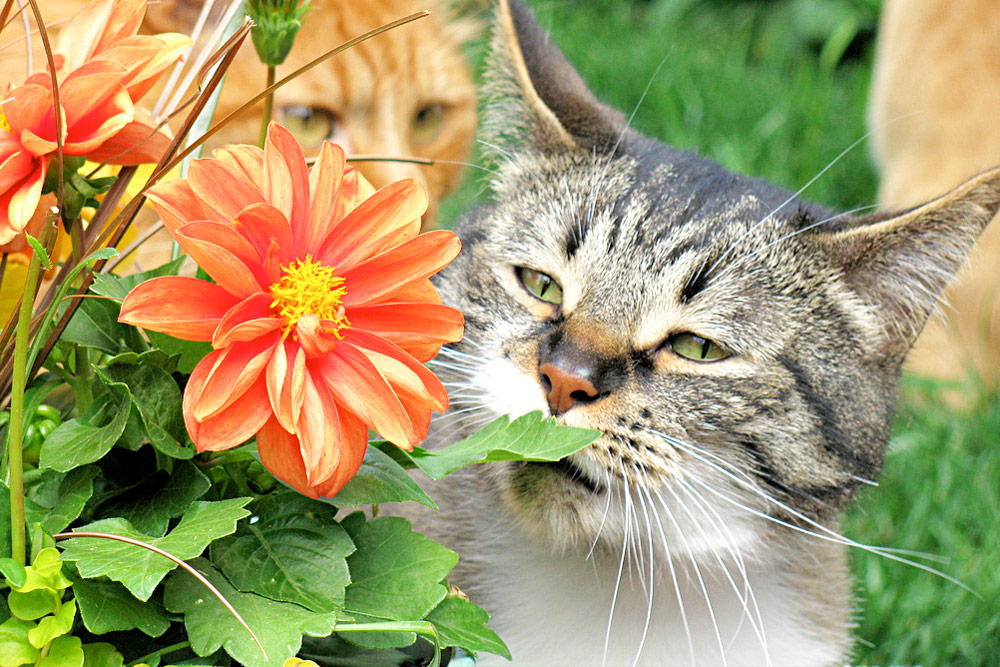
[
  {"left": 819, "top": 167, "right": 1000, "bottom": 356},
  {"left": 482, "top": 0, "right": 627, "bottom": 156}
]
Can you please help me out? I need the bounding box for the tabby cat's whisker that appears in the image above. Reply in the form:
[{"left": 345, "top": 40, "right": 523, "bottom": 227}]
[
  {"left": 586, "top": 468, "right": 617, "bottom": 560},
  {"left": 603, "top": 460, "right": 631, "bottom": 667},
  {"left": 706, "top": 130, "right": 875, "bottom": 279},
  {"left": 633, "top": 477, "right": 657, "bottom": 667},
  {"left": 671, "top": 477, "right": 771, "bottom": 661}
]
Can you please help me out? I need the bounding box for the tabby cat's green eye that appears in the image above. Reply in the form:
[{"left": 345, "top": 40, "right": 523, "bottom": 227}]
[
  {"left": 412, "top": 103, "right": 445, "bottom": 145},
  {"left": 279, "top": 105, "right": 337, "bottom": 149},
  {"left": 516, "top": 267, "right": 563, "bottom": 305},
  {"left": 668, "top": 333, "right": 731, "bottom": 362}
]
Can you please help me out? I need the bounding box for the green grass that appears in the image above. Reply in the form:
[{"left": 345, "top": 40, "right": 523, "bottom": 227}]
[{"left": 440, "top": 1, "right": 1000, "bottom": 664}]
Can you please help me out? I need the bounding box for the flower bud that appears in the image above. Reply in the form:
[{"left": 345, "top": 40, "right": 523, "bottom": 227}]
[{"left": 247, "top": 0, "right": 311, "bottom": 67}]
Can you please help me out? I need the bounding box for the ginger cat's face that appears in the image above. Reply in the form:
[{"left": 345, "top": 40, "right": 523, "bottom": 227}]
[{"left": 146, "top": 0, "right": 478, "bottom": 227}]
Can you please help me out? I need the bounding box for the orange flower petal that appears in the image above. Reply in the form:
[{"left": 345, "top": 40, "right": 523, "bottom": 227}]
[
  {"left": 346, "top": 302, "right": 464, "bottom": 348},
  {"left": 231, "top": 202, "right": 292, "bottom": 267},
  {"left": 190, "top": 334, "right": 275, "bottom": 421},
  {"left": 263, "top": 123, "right": 310, "bottom": 243},
  {"left": 186, "top": 371, "right": 272, "bottom": 452},
  {"left": 212, "top": 292, "right": 280, "bottom": 348},
  {"left": 341, "top": 230, "right": 461, "bottom": 306},
  {"left": 84, "top": 111, "right": 172, "bottom": 165},
  {"left": 172, "top": 224, "right": 264, "bottom": 299},
  {"left": 174, "top": 220, "right": 269, "bottom": 287},
  {"left": 304, "top": 142, "right": 345, "bottom": 251},
  {"left": 214, "top": 144, "right": 264, "bottom": 187},
  {"left": 3, "top": 162, "right": 45, "bottom": 239},
  {"left": 146, "top": 179, "right": 211, "bottom": 233},
  {"left": 310, "top": 409, "right": 368, "bottom": 497},
  {"left": 344, "top": 329, "right": 449, "bottom": 412},
  {"left": 296, "top": 368, "right": 342, "bottom": 484},
  {"left": 318, "top": 179, "right": 426, "bottom": 270},
  {"left": 317, "top": 341, "right": 414, "bottom": 447},
  {"left": 97, "top": 33, "right": 192, "bottom": 101},
  {"left": 257, "top": 417, "right": 318, "bottom": 497},
  {"left": 118, "top": 275, "right": 239, "bottom": 340},
  {"left": 187, "top": 158, "right": 265, "bottom": 222},
  {"left": 266, "top": 339, "right": 306, "bottom": 433},
  {"left": 59, "top": 60, "right": 128, "bottom": 129}
]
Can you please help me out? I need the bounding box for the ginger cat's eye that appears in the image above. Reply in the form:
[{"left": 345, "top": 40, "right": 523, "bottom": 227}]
[
  {"left": 667, "top": 333, "right": 731, "bottom": 362},
  {"left": 516, "top": 267, "right": 563, "bottom": 305},
  {"left": 279, "top": 105, "right": 338, "bottom": 149},
  {"left": 412, "top": 103, "right": 445, "bottom": 145}
]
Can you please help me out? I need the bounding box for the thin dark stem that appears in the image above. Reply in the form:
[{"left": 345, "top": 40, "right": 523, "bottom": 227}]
[{"left": 258, "top": 65, "right": 276, "bottom": 148}]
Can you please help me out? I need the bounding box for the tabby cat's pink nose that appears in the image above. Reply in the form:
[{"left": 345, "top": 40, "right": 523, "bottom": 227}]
[{"left": 538, "top": 362, "right": 600, "bottom": 415}]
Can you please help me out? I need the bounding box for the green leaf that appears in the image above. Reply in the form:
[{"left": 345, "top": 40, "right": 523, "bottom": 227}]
[
  {"left": 24, "top": 466, "right": 99, "bottom": 535},
  {"left": 27, "top": 599, "right": 75, "bottom": 648},
  {"left": 0, "top": 560, "right": 26, "bottom": 588},
  {"left": 397, "top": 411, "right": 600, "bottom": 480},
  {"left": 343, "top": 516, "right": 457, "bottom": 623},
  {"left": 24, "top": 234, "right": 52, "bottom": 270},
  {"left": 164, "top": 558, "right": 339, "bottom": 667},
  {"left": 39, "top": 387, "right": 131, "bottom": 472},
  {"left": 147, "top": 332, "right": 213, "bottom": 375},
  {"left": 60, "top": 498, "right": 252, "bottom": 601},
  {"left": 79, "top": 643, "right": 124, "bottom": 667},
  {"left": 37, "top": 634, "right": 83, "bottom": 667},
  {"left": 100, "top": 363, "right": 192, "bottom": 460},
  {"left": 0, "top": 617, "right": 38, "bottom": 666},
  {"left": 72, "top": 577, "right": 170, "bottom": 637},
  {"left": 211, "top": 492, "right": 355, "bottom": 613},
  {"left": 6, "top": 589, "right": 59, "bottom": 621},
  {"left": 326, "top": 446, "right": 437, "bottom": 509},
  {"left": 109, "top": 461, "right": 211, "bottom": 536},
  {"left": 90, "top": 257, "right": 186, "bottom": 301},
  {"left": 60, "top": 297, "right": 130, "bottom": 355},
  {"left": 426, "top": 595, "right": 510, "bottom": 659}
]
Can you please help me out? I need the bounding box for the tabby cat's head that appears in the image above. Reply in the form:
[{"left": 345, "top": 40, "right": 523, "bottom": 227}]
[{"left": 434, "top": 0, "right": 1000, "bottom": 555}]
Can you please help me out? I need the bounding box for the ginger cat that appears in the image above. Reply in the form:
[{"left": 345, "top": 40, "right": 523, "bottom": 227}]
[
  {"left": 145, "top": 0, "right": 479, "bottom": 228},
  {"left": 869, "top": 0, "right": 1000, "bottom": 386}
]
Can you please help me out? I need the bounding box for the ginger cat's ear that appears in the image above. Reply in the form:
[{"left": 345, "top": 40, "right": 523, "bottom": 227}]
[
  {"left": 816, "top": 167, "right": 1000, "bottom": 357},
  {"left": 482, "top": 0, "right": 627, "bottom": 157}
]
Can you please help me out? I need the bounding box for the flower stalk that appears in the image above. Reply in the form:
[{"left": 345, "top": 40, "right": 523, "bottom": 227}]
[{"left": 6, "top": 212, "right": 56, "bottom": 565}]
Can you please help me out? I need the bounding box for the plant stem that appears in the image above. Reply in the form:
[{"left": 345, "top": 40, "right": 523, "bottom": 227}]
[
  {"left": 72, "top": 345, "right": 92, "bottom": 415},
  {"left": 68, "top": 216, "right": 84, "bottom": 265},
  {"left": 127, "top": 641, "right": 191, "bottom": 667},
  {"left": 7, "top": 241, "right": 47, "bottom": 565},
  {"left": 258, "top": 64, "right": 276, "bottom": 148}
]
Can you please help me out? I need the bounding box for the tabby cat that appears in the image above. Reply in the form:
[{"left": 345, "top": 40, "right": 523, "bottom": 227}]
[{"left": 401, "top": 1, "right": 1000, "bottom": 664}]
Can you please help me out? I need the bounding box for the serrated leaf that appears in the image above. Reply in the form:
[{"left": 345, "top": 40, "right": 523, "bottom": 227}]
[
  {"left": 164, "top": 558, "right": 339, "bottom": 667},
  {"left": 25, "top": 234, "right": 51, "bottom": 269},
  {"left": 399, "top": 411, "right": 600, "bottom": 479},
  {"left": 326, "top": 446, "right": 436, "bottom": 509},
  {"left": 109, "top": 461, "right": 211, "bottom": 536},
  {"left": 425, "top": 595, "right": 510, "bottom": 659},
  {"left": 343, "top": 516, "right": 457, "bottom": 623},
  {"left": 60, "top": 498, "right": 252, "bottom": 600},
  {"left": 211, "top": 493, "right": 355, "bottom": 613},
  {"left": 24, "top": 466, "right": 99, "bottom": 535},
  {"left": 73, "top": 578, "right": 170, "bottom": 637},
  {"left": 60, "top": 297, "right": 129, "bottom": 354},
  {"left": 100, "top": 363, "right": 192, "bottom": 460},
  {"left": 39, "top": 388, "right": 130, "bottom": 472}
]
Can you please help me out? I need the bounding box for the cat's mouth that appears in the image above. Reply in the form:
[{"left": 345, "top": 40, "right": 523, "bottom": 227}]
[{"left": 529, "top": 458, "right": 602, "bottom": 493}]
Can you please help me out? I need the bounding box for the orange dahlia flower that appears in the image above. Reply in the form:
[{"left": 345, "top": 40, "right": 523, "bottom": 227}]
[
  {"left": 119, "top": 123, "right": 463, "bottom": 497},
  {"left": 0, "top": 0, "right": 190, "bottom": 244}
]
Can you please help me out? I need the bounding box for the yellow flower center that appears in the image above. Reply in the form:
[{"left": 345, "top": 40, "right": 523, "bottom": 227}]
[
  {"left": 0, "top": 107, "right": 11, "bottom": 133},
  {"left": 268, "top": 255, "right": 350, "bottom": 338}
]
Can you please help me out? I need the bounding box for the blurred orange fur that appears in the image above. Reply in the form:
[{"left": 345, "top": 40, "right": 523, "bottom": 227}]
[{"left": 869, "top": 0, "right": 1000, "bottom": 386}]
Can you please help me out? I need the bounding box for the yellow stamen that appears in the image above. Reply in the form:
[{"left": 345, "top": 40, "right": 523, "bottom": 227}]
[
  {"left": 268, "top": 254, "right": 350, "bottom": 338},
  {"left": 0, "top": 107, "right": 11, "bottom": 133}
]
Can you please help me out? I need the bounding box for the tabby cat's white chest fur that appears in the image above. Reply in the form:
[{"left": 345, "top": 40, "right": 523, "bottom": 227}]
[{"left": 467, "top": 526, "right": 838, "bottom": 666}]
